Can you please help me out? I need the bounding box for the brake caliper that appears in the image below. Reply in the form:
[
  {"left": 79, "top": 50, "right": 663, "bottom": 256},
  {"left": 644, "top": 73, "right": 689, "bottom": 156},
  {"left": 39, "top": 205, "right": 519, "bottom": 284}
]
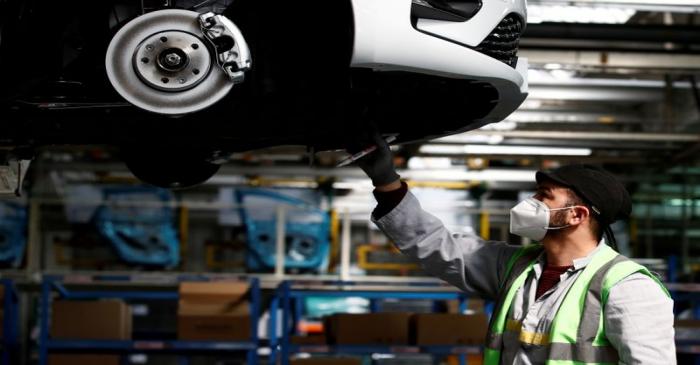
[{"left": 198, "top": 12, "right": 252, "bottom": 84}]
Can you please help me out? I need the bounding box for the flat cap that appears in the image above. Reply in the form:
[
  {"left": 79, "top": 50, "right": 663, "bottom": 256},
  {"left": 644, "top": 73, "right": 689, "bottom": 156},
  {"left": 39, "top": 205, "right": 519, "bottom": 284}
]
[{"left": 536, "top": 164, "right": 631, "bottom": 227}]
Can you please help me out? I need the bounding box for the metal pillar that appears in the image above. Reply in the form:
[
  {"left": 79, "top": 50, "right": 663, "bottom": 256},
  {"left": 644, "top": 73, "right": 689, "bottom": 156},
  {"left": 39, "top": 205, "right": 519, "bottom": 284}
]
[
  {"left": 275, "top": 206, "right": 287, "bottom": 278},
  {"left": 340, "top": 209, "right": 351, "bottom": 281},
  {"left": 682, "top": 169, "right": 690, "bottom": 274}
]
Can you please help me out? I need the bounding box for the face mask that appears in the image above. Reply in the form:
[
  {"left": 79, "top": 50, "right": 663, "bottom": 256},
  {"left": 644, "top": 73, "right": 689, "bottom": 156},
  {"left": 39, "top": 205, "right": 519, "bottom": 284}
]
[{"left": 509, "top": 198, "right": 580, "bottom": 241}]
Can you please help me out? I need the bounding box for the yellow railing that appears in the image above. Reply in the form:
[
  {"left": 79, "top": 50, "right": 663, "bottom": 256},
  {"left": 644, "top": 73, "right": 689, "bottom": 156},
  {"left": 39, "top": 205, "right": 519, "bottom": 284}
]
[{"left": 356, "top": 244, "right": 419, "bottom": 271}]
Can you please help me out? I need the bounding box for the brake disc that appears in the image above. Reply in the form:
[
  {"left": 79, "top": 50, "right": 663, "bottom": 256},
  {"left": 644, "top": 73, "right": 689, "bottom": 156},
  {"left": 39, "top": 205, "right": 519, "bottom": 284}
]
[{"left": 105, "top": 9, "right": 251, "bottom": 115}]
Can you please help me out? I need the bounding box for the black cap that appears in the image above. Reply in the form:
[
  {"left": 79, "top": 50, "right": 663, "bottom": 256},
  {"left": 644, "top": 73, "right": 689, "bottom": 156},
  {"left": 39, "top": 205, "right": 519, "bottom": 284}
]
[{"left": 535, "top": 164, "right": 632, "bottom": 227}]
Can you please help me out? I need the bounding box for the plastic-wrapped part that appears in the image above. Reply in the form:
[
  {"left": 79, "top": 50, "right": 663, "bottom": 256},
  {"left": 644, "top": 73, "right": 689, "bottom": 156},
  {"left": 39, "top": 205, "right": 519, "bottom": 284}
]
[
  {"left": 94, "top": 187, "right": 180, "bottom": 268},
  {"left": 0, "top": 201, "right": 27, "bottom": 267},
  {"left": 235, "top": 188, "right": 330, "bottom": 272}
]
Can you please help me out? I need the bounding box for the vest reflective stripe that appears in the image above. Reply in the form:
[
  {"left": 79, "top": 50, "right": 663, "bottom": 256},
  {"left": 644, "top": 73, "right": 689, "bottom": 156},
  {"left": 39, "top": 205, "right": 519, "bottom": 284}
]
[
  {"left": 486, "top": 245, "right": 542, "bottom": 349},
  {"left": 577, "top": 255, "right": 627, "bottom": 345},
  {"left": 548, "top": 342, "right": 620, "bottom": 363},
  {"left": 505, "top": 319, "right": 521, "bottom": 332},
  {"left": 503, "top": 320, "right": 552, "bottom": 346},
  {"left": 519, "top": 328, "right": 549, "bottom": 346},
  {"left": 484, "top": 245, "right": 543, "bottom": 363},
  {"left": 601, "top": 259, "right": 669, "bottom": 303},
  {"left": 545, "top": 254, "right": 626, "bottom": 365},
  {"left": 484, "top": 244, "right": 669, "bottom": 365}
]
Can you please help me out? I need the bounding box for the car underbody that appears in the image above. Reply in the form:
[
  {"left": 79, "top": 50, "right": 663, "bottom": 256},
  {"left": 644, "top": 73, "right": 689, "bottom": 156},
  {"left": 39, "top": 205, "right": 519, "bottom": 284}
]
[{"left": 0, "top": 0, "right": 527, "bottom": 187}]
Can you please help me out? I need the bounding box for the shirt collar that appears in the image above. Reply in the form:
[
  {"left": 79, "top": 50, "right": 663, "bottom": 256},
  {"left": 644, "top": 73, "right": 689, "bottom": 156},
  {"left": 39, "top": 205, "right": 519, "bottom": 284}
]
[
  {"left": 535, "top": 240, "right": 609, "bottom": 272},
  {"left": 572, "top": 241, "right": 608, "bottom": 270}
]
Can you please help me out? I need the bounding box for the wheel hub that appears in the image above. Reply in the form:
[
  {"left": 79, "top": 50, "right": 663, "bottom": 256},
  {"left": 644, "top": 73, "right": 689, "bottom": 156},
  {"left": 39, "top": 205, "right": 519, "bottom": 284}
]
[
  {"left": 106, "top": 9, "right": 249, "bottom": 115},
  {"left": 133, "top": 31, "right": 210, "bottom": 92},
  {"left": 161, "top": 50, "right": 185, "bottom": 69}
]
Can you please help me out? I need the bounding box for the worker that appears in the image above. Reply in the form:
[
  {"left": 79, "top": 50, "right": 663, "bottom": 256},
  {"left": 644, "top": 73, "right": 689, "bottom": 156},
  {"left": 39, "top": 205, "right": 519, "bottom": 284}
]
[{"left": 349, "top": 132, "right": 676, "bottom": 364}]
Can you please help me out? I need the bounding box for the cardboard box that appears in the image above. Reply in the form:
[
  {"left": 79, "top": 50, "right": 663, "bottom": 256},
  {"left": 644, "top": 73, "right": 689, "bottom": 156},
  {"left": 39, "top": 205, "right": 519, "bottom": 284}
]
[
  {"left": 49, "top": 354, "right": 120, "bottom": 365},
  {"left": 675, "top": 319, "right": 700, "bottom": 341},
  {"left": 448, "top": 354, "right": 483, "bottom": 365},
  {"left": 179, "top": 281, "right": 249, "bottom": 303},
  {"left": 178, "top": 302, "right": 251, "bottom": 340},
  {"left": 447, "top": 299, "right": 485, "bottom": 314},
  {"left": 177, "top": 281, "right": 252, "bottom": 341},
  {"left": 324, "top": 313, "right": 412, "bottom": 345},
  {"left": 51, "top": 300, "right": 131, "bottom": 340},
  {"left": 290, "top": 358, "right": 362, "bottom": 365},
  {"left": 676, "top": 319, "right": 700, "bottom": 328},
  {"left": 411, "top": 313, "right": 487, "bottom": 346}
]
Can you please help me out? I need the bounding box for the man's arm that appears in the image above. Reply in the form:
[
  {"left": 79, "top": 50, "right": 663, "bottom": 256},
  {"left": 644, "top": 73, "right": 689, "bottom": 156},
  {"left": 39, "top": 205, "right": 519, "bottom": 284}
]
[
  {"left": 347, "top": 130, "right": 519, "bottom": 299},
  {"left": 371, "top": 183, "right": 520, "bottom": 300},
  {"left": 604, "top": 273, "right": 676, "bottom": 365}
]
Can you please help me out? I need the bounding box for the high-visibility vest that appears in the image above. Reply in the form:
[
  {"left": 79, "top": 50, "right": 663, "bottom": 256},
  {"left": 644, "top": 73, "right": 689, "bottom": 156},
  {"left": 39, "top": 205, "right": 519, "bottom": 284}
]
[{"left": 484, "top": 244, "right": 669, "bottom": 365}]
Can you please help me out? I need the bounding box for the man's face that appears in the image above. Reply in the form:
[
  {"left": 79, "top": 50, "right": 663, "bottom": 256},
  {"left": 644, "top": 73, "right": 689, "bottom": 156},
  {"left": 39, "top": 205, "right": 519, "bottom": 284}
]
[{"left": 534, "top": 181, "right": 575, "bottom": 227}]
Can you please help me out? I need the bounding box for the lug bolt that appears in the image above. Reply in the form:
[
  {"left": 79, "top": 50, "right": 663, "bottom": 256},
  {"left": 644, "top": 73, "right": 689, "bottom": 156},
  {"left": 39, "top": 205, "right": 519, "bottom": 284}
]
[{"left": 164, "top": 53, "right": 182, "bottom": 67}]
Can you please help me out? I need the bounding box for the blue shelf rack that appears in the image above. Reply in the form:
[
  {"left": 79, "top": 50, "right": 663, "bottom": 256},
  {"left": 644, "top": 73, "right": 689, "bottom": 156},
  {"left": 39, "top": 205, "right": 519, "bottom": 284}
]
[
  {"left": 268, "top": 280, "right": 483, "bottom": 365},
  {"left": 667, "top": 282, "right": 700, "bottom": 364},
  {"left": 38, "top": 275, "right": 261, "bottom": 365},
  {"left": 1, "top": 279, "right": 19, "bottom": 365}
]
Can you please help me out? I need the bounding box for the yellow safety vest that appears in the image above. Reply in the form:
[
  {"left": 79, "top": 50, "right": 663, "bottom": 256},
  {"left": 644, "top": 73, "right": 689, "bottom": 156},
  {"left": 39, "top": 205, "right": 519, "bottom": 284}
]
[{"left": 484, "top": 244, "right": 669, "bottom": 365}]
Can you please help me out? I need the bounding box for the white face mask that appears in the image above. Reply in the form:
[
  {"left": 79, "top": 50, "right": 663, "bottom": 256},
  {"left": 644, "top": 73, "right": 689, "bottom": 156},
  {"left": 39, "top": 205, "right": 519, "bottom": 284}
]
[{"left": 509, "top": 198, "right": 581, "bottom": 241}]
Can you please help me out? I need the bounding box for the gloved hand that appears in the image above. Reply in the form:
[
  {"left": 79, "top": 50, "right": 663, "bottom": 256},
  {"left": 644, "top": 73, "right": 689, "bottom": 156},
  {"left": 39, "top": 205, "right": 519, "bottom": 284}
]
[{"left": 345, "top": 129, "right": 400, "bottom": 187}]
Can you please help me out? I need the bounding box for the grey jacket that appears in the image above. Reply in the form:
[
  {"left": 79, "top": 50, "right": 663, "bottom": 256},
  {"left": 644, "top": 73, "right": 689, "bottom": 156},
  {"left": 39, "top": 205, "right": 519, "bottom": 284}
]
[{"left": 372, "top": 191, "right": 676, "bottom": 365}]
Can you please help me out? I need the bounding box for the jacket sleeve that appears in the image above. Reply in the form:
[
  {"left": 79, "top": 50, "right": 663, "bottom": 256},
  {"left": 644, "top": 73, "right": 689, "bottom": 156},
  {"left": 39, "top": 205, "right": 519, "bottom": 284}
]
[
  {"left": 604, "top": 272, "right": 676, "bottom": 365},
  {"left": 371, "top": 190, "right": 521, "bottom": 300}
]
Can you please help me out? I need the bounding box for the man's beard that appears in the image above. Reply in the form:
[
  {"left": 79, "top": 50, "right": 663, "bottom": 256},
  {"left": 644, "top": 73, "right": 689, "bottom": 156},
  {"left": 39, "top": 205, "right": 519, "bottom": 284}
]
[
  {"left": 545, "top": 209, "right": 571, "bottom": 238},
  {"left": 550, "top": 209, "right": 570, "bottom": 228}
]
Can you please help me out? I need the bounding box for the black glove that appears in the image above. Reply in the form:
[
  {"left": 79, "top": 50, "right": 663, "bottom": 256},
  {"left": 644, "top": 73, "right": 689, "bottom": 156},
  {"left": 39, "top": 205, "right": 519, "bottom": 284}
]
[{"left": 346, "top": 130, "right": 400, "bottom": 187}]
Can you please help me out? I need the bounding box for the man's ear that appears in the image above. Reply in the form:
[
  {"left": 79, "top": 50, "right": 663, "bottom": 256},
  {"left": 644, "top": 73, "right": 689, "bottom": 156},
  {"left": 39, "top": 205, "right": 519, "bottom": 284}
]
[{"left": 570, "top": 206, "right": 590, "bottom": 225}]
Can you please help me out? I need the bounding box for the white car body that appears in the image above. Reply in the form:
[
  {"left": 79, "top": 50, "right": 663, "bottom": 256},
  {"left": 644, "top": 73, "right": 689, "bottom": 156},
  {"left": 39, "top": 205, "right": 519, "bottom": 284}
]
[
  {"left": 0, "top": 0, "right": 529, "bottom": 187},
  {"left": 351, "top": 0, "right": 528, "bottom": 127}
]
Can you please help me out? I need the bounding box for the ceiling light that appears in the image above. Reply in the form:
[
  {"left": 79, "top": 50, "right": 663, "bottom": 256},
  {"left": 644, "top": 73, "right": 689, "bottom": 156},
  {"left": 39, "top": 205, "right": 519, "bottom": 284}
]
[
  {"left": 402, "top": 168, "right": 537, "bottom": 182},
  {"left": 550, "top": 69, "right": 575, "bottom": 80},
  {"left": 407, "top": 157, "right": 453, "bottom": 169},
  {"left": 435, "top": 134, "right": 504, "bottom": 144},
  {"left": 528, "top": 4, "right": 636, "bottom": 24},
  {"left": 544, "top": 63, "right": 563, "bottom": 70},
  {"left": 419, "top": 144, "right": 592, "bottom": 156},
  {"left": 528, "top": 0, "right": 700, "bottom": 14},
  {"left": 332, "top": 180, "right": 375, "bottom": 192},
  {"left": 520, "top": 100, "right": 543, "bottom": 109},
  {"left": 668, "top": 199, "right": 700, "bottom": 207},
  {"left": 478, "top": 121, "right": 518, "bottom": 131}
]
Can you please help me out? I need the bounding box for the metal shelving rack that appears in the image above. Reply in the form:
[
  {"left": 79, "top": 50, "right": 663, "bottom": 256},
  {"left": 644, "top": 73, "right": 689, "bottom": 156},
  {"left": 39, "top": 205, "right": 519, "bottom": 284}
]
[
  {"left": 667, "top": 282, "right": 700, "bottom": 363},
  {"left": 660, "top": 256, "right": 700, "bottom": 362},
  {"left": 268, "top": 280, "right": 484, "bottom": 365},
  {"left": 38, "top": 275, "right": 261, "bottom": 365},
  {"left": 0, "top": 279, "right": 19, "bottom": 365}
]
